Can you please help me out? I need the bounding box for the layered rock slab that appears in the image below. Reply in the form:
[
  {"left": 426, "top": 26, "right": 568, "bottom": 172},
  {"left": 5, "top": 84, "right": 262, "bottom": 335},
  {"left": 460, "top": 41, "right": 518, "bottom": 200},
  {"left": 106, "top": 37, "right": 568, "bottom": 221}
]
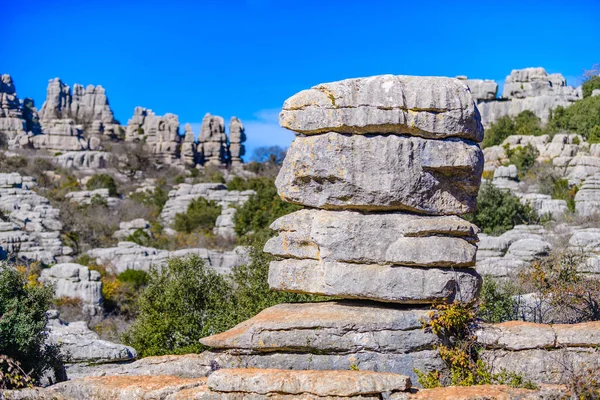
[
  {"left": 279, "top": 75, "right": 483, "bottom": 141},
  {"left": 277, "top": 132, "right": 483, "bottom": 215},
  {"left": 201, "top": 301, "right": 440, "bottom": 353},
  {"left": 268, "top": 260, "right": 481, "bottom": 303},
  {"left": 208, "top": 369, "right": 410, "bottom": 397},
  {"left": 264, "top": 209, "right": 479, "bottom": 267}
]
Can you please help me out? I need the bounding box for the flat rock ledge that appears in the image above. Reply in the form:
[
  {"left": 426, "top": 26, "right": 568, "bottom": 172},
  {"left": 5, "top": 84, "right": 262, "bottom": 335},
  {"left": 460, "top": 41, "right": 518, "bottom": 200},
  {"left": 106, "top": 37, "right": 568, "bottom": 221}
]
[
  {"left": 200, "top": 301, "right": 440, "bottom": 353},
  {"left": 265, "top": 209, "right": 478, "bottom": 267},
  {"left": 279, "top": 75, "right": 484, "bottom": 142},
  {"left": 268, "top": 260, "right": 481, "bottom": 303},
  {"left": 208, "top": 369, "right": 411, "bottom": 397},
  {"left": 276, "top": 133, "right": 483, "bottom": 215},
  {"left": 5, "top": 379, "right": 567, "bottom": 399}
]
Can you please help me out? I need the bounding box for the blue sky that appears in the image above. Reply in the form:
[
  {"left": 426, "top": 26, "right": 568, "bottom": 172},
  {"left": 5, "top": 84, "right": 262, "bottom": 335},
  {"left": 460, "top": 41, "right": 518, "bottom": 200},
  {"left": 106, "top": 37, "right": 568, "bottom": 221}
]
[{"left": 3, "top": 0, "right": 599, "bottom": 157}]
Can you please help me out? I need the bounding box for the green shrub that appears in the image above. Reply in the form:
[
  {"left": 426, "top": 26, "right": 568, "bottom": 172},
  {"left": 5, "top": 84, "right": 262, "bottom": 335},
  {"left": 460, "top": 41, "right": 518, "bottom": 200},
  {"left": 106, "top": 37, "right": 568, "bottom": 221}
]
[
  {"left": 117, "top": 270, "right": 150, "bottom": 291},
  {"left": 478, "top": 277, "right": 517, "bottom": 323},
  {"left": 466, "top": 182, "right": 537, "bottom": 235},
  {"left": 173, "top": 198, "right": 221, "bottom": 234},
  {"left": 482, "top": 111, "right": 544, "bottom": 148},
  {"left": 582, "top": 75, "right": 600, "bottom": 98},
  {"left": 122, "top": 255, "right": 233, "bottom": 357},
  {"left": 482, "top": 116, "right": 515, "bottom": 148},
  {"left": 227, "top": 236, "right": 327, "bottom": 323},
  {"left": 126, "top": 229, "right": 152, "bottom": 247},
  {"left": 504, "top": 143, "right": 539, "bottom": 177},
  {"left": 0, "top": 266, "right": 64, "bottom": 387},
  {"left": 129, "top": 186, "right": 169, "bottom": 216},
  {"left": 548, "top": 95, "right": 600, "bottom": 140},
  {"left": 552, "top": 178, "right": 578, "bottom": 213},
  {"left": 233, "top": 177, "right": 302, "bottom": 240},
  {"left": 86, "top": 174, "right": 118, "bottom": 197}
]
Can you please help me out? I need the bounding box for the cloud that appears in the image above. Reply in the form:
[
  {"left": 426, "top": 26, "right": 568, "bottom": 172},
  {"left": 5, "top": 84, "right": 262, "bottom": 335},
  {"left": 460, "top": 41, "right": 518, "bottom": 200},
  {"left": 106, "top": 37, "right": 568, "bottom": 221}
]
[{"left": 184, "top": 108, "right": 296, "bottom": 162}]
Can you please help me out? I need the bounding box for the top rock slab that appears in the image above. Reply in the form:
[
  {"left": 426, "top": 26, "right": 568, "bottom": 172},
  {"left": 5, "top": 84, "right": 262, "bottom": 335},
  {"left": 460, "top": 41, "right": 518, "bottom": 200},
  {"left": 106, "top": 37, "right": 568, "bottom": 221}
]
[{"left": 279, "top": 75, "right": 483, "bottom": 142}]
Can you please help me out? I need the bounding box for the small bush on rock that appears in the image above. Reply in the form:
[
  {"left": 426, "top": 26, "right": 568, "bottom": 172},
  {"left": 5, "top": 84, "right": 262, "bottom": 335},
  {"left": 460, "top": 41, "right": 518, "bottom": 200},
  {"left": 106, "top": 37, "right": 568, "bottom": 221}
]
[
  {"left": 504, "top": 144, "right": 539, "bottom": 177},
  {"left": 548, "top": 95, "right": 600, "bottom": 140},
  {"left": 173, "top": 197, "right": 221, "bottom": 234},
  {"left": 466, "top": 182, "right": 538, "bottom": 235},
  {"left": 415, "top": 301, "right": 536, "bottom": 389},
  {"left": 86, "top": 174, "right": 118, "bottom": 197},
  {"left": 478, "top": 277, "right": 517, "bottom": 323},
  {"left": 0, "top": 266, "right": 64, "bottom": 387},
  {"left": 233, "top": 177, "right": 302, "bottom": 241}
]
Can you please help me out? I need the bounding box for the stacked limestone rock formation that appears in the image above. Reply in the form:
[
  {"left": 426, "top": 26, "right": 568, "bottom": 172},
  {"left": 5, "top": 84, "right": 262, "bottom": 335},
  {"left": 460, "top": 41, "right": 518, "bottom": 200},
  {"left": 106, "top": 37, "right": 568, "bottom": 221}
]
[
  {"left": 181, "top": 123, "right": 197, "bottom": 167},
  {"left": 0, "top": 74, "right": 40, "bottom": 146},
  {"left": 200, "top": 75, "right": 485, "bottom": 387}
]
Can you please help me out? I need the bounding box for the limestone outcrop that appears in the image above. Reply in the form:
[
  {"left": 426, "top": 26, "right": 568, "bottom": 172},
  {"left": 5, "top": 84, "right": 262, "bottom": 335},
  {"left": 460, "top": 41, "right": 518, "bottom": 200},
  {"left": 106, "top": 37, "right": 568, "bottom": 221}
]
[
  {"left": 0, "top": 74, "right": 28, "bottom": 145},
  {"left": 46, "top": 311, "right": 136, "bottom": 364},
  {"left": 198, "top": 113, "right": 228, "bottom": 166},
  {"left": 87, "top": 242, "right": 249, "bottom": 275},
  {"left": 125, "top": 107, "right": 182, "bottom": 164},
  {"left": 200, "top": 74, "right": 485, "bottom": 386},
  {"left": 39, "top": 78, "right": 118, "bottom": 136},
  {"left": 463, "top": 68, "right": 582, "bottom": 126},
  {"left": 0, "top": 173, "right": 73, "bottom": 264},
  {"left": 160, "top": 183, "right": 255, "bottom": 227},
  {"left": 39, "top": 263, "right": 103, "bottom": 316},
  {"left": 228, "top": 117, "right": 246, "bottom": 165}
]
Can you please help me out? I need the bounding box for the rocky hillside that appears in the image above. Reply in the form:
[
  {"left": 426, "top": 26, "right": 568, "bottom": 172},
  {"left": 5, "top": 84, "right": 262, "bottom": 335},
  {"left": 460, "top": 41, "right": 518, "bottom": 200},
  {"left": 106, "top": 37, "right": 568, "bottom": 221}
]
[{"left": 1, "top": 68, "right": 600, "bottom": 398}]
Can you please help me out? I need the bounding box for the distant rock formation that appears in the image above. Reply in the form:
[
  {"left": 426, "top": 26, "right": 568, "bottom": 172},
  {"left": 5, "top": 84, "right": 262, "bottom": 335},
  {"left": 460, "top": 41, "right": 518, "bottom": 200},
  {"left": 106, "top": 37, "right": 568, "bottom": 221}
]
[
  {"left": 198, "top": 113, "right": 228, "bottom": 166},
  {"left": 2, "top": 74, "right": 251, "bottom": 167},
  {"left": 39, "top": 78, "right": 119, "bottom": 136},
  {"left": 228, "top": 117, "right": 246, "bottom": 165},
  {"left": 0, "top": 74, "right": 40, "bottom": 146},
  {"left": 460, "top": 67, "right": 582, "bottom": 125},
  {"left": 125, "top": 107, "right": 182, "bottom": 163}
]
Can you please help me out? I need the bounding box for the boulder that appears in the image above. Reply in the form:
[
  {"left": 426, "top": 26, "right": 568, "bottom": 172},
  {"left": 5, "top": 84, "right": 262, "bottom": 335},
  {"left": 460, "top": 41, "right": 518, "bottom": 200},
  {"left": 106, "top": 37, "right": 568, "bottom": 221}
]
[
  {"left": 265, "top": 209, "right": 478, "bottom": 267},
  {"left": 276, "top": 133, "right": 483, "bottom": 215},
  {"left": 198, "top": 113, "right": 228, "bottom": 166},
  {"left": 461, "top": 78, "right": 498, "bottom": 101},
  {"left": 279, "top": 75, "right": 483, "bottom": 141},
  {"left": 268, "top": 259, "right": 481, "bottom": 304},
  {"left": 228, "top": 117, "right": 246, "bottom": 165}
]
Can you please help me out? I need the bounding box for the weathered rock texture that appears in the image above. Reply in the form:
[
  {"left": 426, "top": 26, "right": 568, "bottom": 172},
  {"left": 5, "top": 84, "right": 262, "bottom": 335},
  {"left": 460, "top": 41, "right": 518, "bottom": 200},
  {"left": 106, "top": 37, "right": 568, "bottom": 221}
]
[
  {"left": 87, "top": 242, "right": 248, "bottom": 275},
  {"left": 0, "top": 173, "right": 73, "bottom": 264},
  {"left": 276, "top": 133, "right": 483, "bottom": 215},
  {"left": 0, "top": 74, "right": 29, "bottom": 145},
  {"left": 39, "top": 263, "right": 103, "bottom": 316},
  {"left": 200, "top": 74, "right": 484, "bottom": 390},
  {"left": 477, "top": 321, "right": 600, "bottom": 384},
  {"left": 125, "top": 107, "right": 182, "bottom": 163},
  {"left": 279, "top": 75, "right": 484, "bottom": 141}
]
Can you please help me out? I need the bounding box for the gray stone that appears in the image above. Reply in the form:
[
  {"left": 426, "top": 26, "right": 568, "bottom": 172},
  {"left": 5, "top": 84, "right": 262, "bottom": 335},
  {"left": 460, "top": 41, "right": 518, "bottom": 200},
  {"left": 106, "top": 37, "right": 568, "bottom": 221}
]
[
  {"left": 53, "top": 151, "right": 113, "bottom": 170},
  {"left": 113, "top": 219, "right": 151, "bottom": 240},
  {"left": 65, "top": 188, "right": 121, "bottom": 207},
  {"left": 268, "top": 259, "right": 481, "bottom": 304},
  {"left": 207, "top": 369, "right": 411, "bottom": 396},
  {"left": 276, "top": 132, "right": 483, "bottom": 215},
  {"left": 39, "top": 263, "right": 103, "bottom": 316},
  {"left": 265, "top": 209, "right": 478, "bottom": 267},
  {"left": 279, "top": 75, "right": 483, "bottom": 141},
  {"left": 575, "top": 173, "right": 600, "bottom": 216},
  {"left": 505, "top": 238, "right": 550, "bottom": 261},
  {"left": 201, "top": 301, "right": 439, "bottom": 354},
  {"left": 592, "top": 89, "right": 600, "bottom": 97},
  {"left": 125, "top": 107, "right": 182, "bottom": 164}
]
